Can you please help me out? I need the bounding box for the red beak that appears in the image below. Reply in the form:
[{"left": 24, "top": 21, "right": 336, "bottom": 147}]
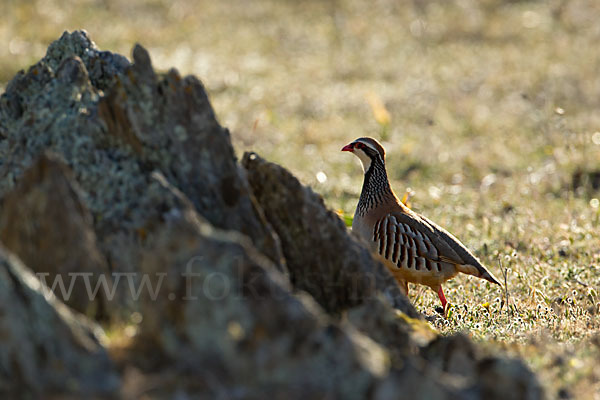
[{"left": 341, "top": 143, "right": 354, "bottom": 152}]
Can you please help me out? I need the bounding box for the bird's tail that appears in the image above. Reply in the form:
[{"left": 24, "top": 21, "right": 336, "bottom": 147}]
[{"left": 456, "top": 263, "right": 502, "bottom": 287}]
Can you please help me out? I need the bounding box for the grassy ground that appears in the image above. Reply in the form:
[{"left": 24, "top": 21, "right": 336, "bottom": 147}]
[{"left": 2, "top": 0, "right": 600, "bottom": 397}]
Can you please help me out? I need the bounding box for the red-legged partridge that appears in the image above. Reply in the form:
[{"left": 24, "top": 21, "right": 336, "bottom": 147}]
[{"left": 342, "top": 137, "right": 500, "bottom": 312}]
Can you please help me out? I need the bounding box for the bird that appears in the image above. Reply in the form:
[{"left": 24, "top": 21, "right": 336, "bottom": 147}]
[{"left": 342, "top": 137, "right": 500, "bottom": 313}]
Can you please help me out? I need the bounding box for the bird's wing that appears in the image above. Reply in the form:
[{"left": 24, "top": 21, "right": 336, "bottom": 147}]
[
  {"left": 384, "top": 209, "right": 501, "bottom": 285},
  {"left": 370, "top": 204, "right": 500, "bottom": 285},
  {"left": 373, "top": 211, "right": 465, "bottom": 267}
]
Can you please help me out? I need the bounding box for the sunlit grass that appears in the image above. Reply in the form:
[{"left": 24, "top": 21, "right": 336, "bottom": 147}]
[{"left": 2, "top": 0, "right": 600, "bottom": 397}]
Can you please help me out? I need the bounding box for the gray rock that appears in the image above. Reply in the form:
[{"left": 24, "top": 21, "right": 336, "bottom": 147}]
[
  {"left": 0, "top": 31, "right": 544, "bottom": 400},
  {"left": 242, "top": 151, "right": 418, "bottom": 317},
  {"left": 0, "top": 30, "right": 284, "bottom": 281},
  {"left": 134, "top": 191, "right": 390, "bottom": 399},
  {"left": 0, "top": 152, "right": 112, "bottom": 319},
  {"left": 96, "top": 43, "right": 284, "bottom": 268},
  {"left": 476, "top": 357, "right": 544, "bottom": 400},
  {"left": 346, "top": 296, "right": 433, "bottom": 364},
  {"left": 422, "top": 333, "right": 479, "bottom": 378},
  {"left": 0, "top": 248, "right": 119, "bottom": 397},
  {"left": 374, "top": 365, "right": 471, "bottom": 400},
  {"left": 422, "top": 333, "right": 544, "bottom": 399}
]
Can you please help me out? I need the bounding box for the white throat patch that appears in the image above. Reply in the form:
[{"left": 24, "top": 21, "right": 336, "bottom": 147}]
[{"left": 354, "top": 149, "right": 372, "bottom": 174}]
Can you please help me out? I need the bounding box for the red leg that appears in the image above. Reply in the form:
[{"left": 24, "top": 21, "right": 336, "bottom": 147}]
[{"left": 437, "top": 286, "right": 447, "bottom": 310}]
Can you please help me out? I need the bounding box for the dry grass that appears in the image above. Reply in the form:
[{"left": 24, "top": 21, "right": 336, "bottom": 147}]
[{"left": 2, "top": 0, "right": 600, "bottom": 398}]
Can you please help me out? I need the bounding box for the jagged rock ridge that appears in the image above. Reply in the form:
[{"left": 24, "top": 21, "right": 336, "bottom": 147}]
[{"left": 0, "top": 31, "right": 543, "bottom": 399}]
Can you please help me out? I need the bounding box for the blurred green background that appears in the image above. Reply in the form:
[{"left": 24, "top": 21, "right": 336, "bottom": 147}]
[{"left": 2, "top": 0, "right": 600, "bottom": 397}]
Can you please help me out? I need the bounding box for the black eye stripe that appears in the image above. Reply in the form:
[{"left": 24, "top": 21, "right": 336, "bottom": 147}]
[
  {"left": 365, "top": 147, "right": 383, "bottom": 162},
  {"left": 355, "top": 142, "right": 383, "bottom": 160},
  {"left": 363, "top": 146, "right": 375, "bottom": 155}
]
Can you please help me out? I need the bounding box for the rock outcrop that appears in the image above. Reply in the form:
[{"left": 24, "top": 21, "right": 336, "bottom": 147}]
[
  {"left": 0, "top": 30, "right": 284, "bottom": 283},
  {"left": 97, "top": 44, "right": 284, "bottom": 269},
  {"left": 0, "top": 248, "right": 119, "bottom": 397},
  {"left": 136, "top": 202, "right": 390, "bottom": 399},
  {"left": 0, "top": 152, "right": 112, "bottom": 319},
  {"left": 0, "top": 31, "right": 543, "bottom": 399}
]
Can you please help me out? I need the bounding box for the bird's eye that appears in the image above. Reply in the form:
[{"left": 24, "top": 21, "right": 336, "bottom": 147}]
[{"left": 355, "top": 143, "right": 364, "bottom": 149}]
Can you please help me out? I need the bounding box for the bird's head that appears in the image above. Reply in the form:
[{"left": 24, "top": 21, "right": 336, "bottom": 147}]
[{"left": 341, "top": 137, "right": 386, "bottom": 173}]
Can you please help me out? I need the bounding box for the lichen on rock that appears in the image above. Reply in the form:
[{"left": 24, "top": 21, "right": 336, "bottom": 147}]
[
  {"left": 0, "top": 30, "right": 284, "bottom": 280},
  {"left": 97, "top": 43, "right": 284, "bottom": 267}
]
